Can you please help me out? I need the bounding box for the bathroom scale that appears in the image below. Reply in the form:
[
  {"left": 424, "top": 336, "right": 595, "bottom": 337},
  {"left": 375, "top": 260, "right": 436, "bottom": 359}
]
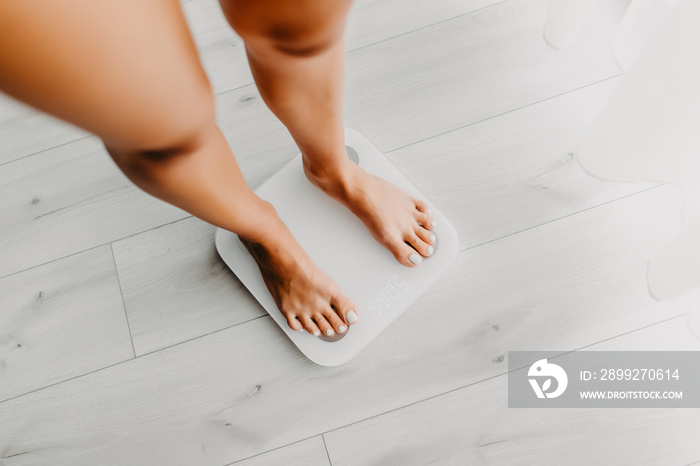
[{"left": 215, "top": 128, "right": 459, "bottom": 366}]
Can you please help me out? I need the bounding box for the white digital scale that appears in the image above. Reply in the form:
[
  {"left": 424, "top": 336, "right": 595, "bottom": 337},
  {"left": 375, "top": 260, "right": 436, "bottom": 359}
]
[{"left": 215, "top": 129, "right": 459, "bottom": 366}]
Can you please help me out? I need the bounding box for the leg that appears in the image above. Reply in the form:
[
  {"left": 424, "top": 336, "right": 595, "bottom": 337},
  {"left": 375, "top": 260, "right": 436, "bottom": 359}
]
[
  {"left": 221, "top": 0, "right": 438, "bottom": 267},
  {"left": 0, "top": 0, "right": 357, "bottom": 336}
]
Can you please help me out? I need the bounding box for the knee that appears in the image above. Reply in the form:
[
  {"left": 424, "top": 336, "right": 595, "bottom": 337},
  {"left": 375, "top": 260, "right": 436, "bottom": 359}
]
[
  {"left": 106, "top": 91, "right": 216, "bottom": 180},
  {"left": 221, "top": 0, "right": 351, "bottom": 57}
]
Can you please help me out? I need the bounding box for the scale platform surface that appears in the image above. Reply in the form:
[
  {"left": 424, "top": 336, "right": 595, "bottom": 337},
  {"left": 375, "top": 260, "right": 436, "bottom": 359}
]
[{"left": 215, "top": 129, "right": 459, "bottom": 366}]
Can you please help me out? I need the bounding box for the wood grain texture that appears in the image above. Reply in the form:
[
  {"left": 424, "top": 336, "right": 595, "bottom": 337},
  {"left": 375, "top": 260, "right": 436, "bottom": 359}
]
[
  {"left": 323, "top": 316, "right": 700, "bottom": 466},
  {"left": 0, "top": 185, "right": 688, "bottom": 465},
  {"left": 0, "top": 245, "right": 133, "bottom": 403},
  {"left": 111, "top": 217, "right": 263, "bottom": 356},
  {"left": 387, "top": 77, "right": 657, "bottom": 248},
  {"left": 346, "top": 0, "right": 505, "bottom": 50},
  {"left": 343, "top": 0, "right": 628, "bottom": 151},
  {"left": 227, "top": 436, "right": 330, "bottom": 466},
  {"left": 0, "top": 136, "right": 189, "bottom": 278}
]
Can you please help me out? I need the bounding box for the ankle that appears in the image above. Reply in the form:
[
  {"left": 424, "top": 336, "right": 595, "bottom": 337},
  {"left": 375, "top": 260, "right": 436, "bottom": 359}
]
[
  {"left": 238, "top": 198, "right": 285, "bottom": 246},
  {"left": 302, "top": 155, "right": 357, "bottom": 198}
]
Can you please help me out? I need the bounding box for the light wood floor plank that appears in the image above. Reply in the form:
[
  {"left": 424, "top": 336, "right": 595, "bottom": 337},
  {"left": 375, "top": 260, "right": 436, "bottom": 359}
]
[
  {"left": 180, "top": 0, "right": 251, "bottom": 96},
  {"left": 227, "top": 436, "right": 330, "bottom": 466},
  {"left": 386, "top": 76, "right": 657, "bottom": 248},
  {"left": 111, "top": 217, "right": 263, "bottom": 356},
  {"left": 346, "top": 0, "right": 505, "bottom": 50},
  {"left": 0, "top": 94, "right": 88, "bottom": 166},
  {"left": 0, "top": 245, "right": 133, "bottom": 403},
  {"left": 0, "top": 136, "right": 189, "bottom": 278},
  {"left": 323, "top": 316, "right": 700, "bottom": 466},
  {"left": 0, "top": 185, "right": 688, "bottom": 465},
  {"left": 343, "top": 0, "right": 628, "bottom": 151}
]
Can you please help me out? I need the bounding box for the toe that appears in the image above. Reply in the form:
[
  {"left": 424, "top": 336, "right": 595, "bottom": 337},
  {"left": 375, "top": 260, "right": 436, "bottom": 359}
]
[
  {"left": 414, "top": 210, "right": 436, "bottom": 230},
  {"left": 414, "top": 198, "right": 431, "bottom": 214},
  {"left": 286, "top": 314, "right": 303, "bottom": 331},
  {"left": 406, "top": 232, "right": 433, "bottom": 257},
  {"left": 415, "top": 225, "right": 436, "bottom": 246},
  {"left": 323, "top": 307, "right": 347, "bottom": 333},
  {"left": 299, "top": 315, "right": 321, "bottom": 336},
  {"left": 332, "top": 295, "right": 359, "bottom": 325},
  {"left": 313, "top": 313, "right": 335, "bottom": 336},
  {"left": 389, "top": 240, "right": 423, "bottom": 267}
]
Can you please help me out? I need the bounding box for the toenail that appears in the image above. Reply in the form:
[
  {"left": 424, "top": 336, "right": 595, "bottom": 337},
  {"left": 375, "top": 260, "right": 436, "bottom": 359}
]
[
  {"left": 410, "top": 253, "right": 422, "bottom": 265},
  {"left": 325, "top": 328, "right": 334, "bottom": 336},
  {"left": 431, "top": 221, "right": 437, "bottom": 227},
  {"left": 430, "top": 234, "right": 436, "bottom": 242},
  {"left": 339, "top": 325, "right": 347, "bottom": 333},
  {"left": 313, "top": 330, "right": 320, "bottom": 337},
  {"left": 427, "top": 246, "right": 433, "bottom": 255},
  {"left": 298, "top": 328, "right": 305, "bottom": 332},
  {"left": 428, "top": 208, "right": 432, "bottom": 214},
  {"left": 346, "top": 310, "right": 358, "bottom": 324}
]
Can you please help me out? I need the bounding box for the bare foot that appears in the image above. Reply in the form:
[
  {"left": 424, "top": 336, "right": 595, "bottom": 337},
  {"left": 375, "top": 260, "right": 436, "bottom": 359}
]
[
  {"left": 304, "top": 157, "right": 437, "bottom": 268},
  {"left": 239, "top": 209, "right": 359, "bottom": 337}
]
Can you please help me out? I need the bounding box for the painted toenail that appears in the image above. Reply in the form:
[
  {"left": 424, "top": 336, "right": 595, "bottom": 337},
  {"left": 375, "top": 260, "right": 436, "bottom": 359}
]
[
  {"left": 431, "top": 221, "right": 437, "bottom": 227},
  {"left": 410, "top": 253, "right": 422, "bottom": 265},
  {"left": 346, "top": 310, "right": 358, "bottom": 324},
  {"left": 428, "top": 208, "right": 432, "bottom": 214},
  {"left": 430, "top": 234, "right": 436, "bottom": 242},
  {"left": 427, "top": 246, "right": 433, "bottom": 255},
  {"left": 339, "top": 325, "right": 347, "bottom": 333},
  {"left": 313, "top": 330, "right": 320, "bottom": 337},
  {"left": 298, "top": 328, "right": 305, "bottom": 332},
  {"left": 325, "top": 328, "right": 334, "bottom": 336}
]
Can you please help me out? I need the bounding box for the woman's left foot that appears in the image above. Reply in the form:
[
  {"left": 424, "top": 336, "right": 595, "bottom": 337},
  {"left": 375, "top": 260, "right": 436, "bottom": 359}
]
[{"left": 304, "top": 156, "right": 437, "bottom": 268}]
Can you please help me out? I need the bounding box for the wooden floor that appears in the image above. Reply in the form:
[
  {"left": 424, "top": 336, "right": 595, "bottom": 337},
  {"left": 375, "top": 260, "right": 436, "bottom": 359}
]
[{"left": 1, "top": 0, "right": 699, "bottom": 464}]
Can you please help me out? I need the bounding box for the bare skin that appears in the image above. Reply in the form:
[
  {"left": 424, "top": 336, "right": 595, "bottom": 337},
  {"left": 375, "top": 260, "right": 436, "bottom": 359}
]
[{"left": 0, "top": 0, "right": 436, "bottom": 339}]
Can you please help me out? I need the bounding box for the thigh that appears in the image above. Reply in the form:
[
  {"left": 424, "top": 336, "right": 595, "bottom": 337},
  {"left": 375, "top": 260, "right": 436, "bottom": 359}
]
[{"left": 0, "top": 0, "right": 214, "bottom": 151}]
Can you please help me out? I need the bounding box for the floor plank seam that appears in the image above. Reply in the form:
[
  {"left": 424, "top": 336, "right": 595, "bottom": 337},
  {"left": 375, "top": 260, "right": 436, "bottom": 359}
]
[
  {"left": 110, "top": 242, "right": 137, "bottom": 359},
  {"left": 0, "top": 133, "right": 93, "bottom": 168},
  {"left": 459, "top": 183, "right": 665, "bottom": 253},
  {"left": 322, "top": 434, "right": 333, "bottom": 466},
  {"left": 0, "top": 357, "right": 133, "bottom": 406},
  {"left": 387, "top": 74, "right": 622, "bottom": 155},
  {"left": 0, "top": 242, "right": 106, "bottom": 282},
  {"left": 222, "top": 435, "right": 326, "bottom": 466},
  {"left": 0, "top": 215, "right": 194, "bottom": 282},
  {"left": 134, "top": 314, "right": 269, "bottom": 359},
  {"left": 349, "top": 0, "right": 511, "bottom": 54}
]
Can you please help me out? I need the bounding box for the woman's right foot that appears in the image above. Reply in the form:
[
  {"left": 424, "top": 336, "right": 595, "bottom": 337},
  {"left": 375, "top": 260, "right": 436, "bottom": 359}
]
[{"left": 239, "top": 212, "right": 358, "bottom": 337}]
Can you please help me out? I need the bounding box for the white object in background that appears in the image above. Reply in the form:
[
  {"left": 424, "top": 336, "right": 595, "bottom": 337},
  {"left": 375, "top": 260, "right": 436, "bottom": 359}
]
[
  {"left": 611, "top": 0, "right": 676, "bottom": 73},
  {"left": 216, "top": 129, "right": 460, "bottom": 366},
  {"left": 543, "top": 0, "right": 598, "bottom": 51},
  {"left": 577, "top": 0, "right": 700, "bottom": 301}
]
